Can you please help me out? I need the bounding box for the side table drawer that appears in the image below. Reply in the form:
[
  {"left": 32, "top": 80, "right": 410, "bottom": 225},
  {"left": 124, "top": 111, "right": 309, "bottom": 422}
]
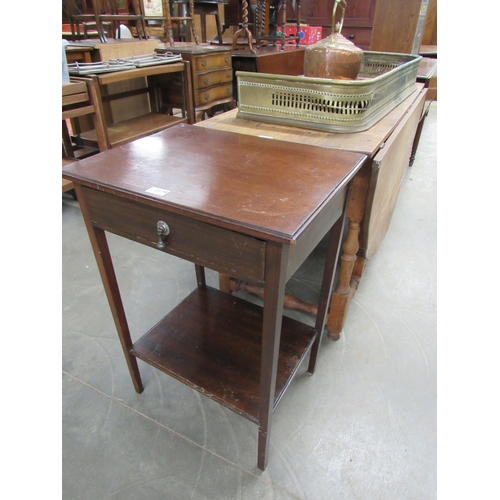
[
  {"left": 82, "top": 187, "right": 266, "bottom": 281},
  {"left": 195, "top": 83, "right": 233, "bottom": 107},
  {"left": 195, "top": 68, "right": 234, "bottom": 90},
  {"left": 194, "top": 53, "right": 232, "bottom": 72}
]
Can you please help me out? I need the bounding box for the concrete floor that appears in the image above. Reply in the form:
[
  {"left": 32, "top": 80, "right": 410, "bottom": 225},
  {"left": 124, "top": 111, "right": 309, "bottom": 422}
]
[{"left": 62, "top": 103, "right": 437, "bottom": 499}]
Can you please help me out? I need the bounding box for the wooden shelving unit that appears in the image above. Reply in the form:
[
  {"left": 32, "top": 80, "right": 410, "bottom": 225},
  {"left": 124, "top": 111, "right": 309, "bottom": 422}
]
[{"left": 76, "top": 61, "right": 195, "bottom": 148}]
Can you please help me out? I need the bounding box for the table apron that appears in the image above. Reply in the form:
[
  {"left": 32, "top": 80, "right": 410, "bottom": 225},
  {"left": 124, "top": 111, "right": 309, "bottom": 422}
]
[
  {"left": 81, "top": 186, "right": 267, "bottom": 282},
  {"left": 286, "top": 182, "right": 350, "bottom": 282}
]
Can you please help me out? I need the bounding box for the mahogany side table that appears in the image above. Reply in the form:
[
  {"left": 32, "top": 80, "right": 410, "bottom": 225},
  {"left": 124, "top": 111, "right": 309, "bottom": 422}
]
[{"left": 62, "top": 124, "right": 366, "bottom": 470}]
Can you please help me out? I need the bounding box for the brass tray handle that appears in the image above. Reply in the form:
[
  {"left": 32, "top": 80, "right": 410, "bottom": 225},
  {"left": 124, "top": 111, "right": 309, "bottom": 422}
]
[{"left": 332, "top": 0, "right": 347, "bottom": 35}]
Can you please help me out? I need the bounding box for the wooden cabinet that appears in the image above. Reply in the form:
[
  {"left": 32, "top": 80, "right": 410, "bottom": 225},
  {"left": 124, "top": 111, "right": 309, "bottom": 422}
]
[
  {"left": 158, "top": 44, "right": 235, "bottom": 121},
  {"left": 370, "top": 0, "right": 430, "bottom": 53},
  {"left": 300, "top": 0, "right": 432, "bottom": 53},
  {"left": 300, "top": 0, "right": 377, "bottom": 50}
]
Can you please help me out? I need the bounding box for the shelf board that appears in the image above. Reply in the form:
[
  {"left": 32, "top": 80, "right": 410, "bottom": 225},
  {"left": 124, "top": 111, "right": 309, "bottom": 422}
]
[
  {"left": 131, "top": 286, "right": 317, "bottom": 423},
  {"left": 82, "top": 113, "right": 187, "bottom": 148},
  {"left": 62, "top": 177, "right": 74, "bottom": 193}
]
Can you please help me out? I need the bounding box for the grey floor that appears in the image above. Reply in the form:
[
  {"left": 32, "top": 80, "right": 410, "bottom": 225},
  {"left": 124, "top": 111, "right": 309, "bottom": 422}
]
[{"left": 62, "top": 103, "right": 437, "bottom": 499}]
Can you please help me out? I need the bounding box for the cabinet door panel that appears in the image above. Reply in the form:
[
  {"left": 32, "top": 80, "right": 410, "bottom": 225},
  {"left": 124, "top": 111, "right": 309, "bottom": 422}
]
[{"left": 301, "top": 0, "right": 376, "bottom": 28}]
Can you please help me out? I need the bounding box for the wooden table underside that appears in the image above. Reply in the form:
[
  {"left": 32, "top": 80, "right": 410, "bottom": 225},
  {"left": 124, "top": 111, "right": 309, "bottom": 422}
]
[{"left": 196, "top": 84, "right": 427, "bottom": 338}]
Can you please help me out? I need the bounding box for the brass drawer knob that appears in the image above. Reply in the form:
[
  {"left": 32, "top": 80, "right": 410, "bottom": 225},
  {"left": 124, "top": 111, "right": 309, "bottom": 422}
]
[
  {"left": 204, "top": 77, "right": 210, "bottom": 84},
  {"left": 201, "top": 59, "right": 208, "bottom": 67},
  {"left": 157, "top": 221, "right": 170, "bottom": 249}
]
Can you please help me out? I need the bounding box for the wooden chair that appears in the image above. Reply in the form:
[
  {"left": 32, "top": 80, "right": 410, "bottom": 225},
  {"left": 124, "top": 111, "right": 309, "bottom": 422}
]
[
  {"left": 66, "top": 0, "right": 110, "bottom": 41},
  {"left": 95, "top": 0, "right": 148, "bottom": 42},
  {"left": 176, "top": 1, "right": 224, "bottom": 44},
  {"left": 142, "top": 2, "right": 193, "bottom": 42},
  {"left": 162, "top": 0, "right": 199, "bottom": 46}
]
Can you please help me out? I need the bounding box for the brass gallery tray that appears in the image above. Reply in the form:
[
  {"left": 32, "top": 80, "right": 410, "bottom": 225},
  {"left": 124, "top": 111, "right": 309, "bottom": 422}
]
[
  {"left": 68, "top": 52, "right": 183, "bottom": 75},
  {"left": 236, "top": 51, "right": 422, "bottom": 133}
]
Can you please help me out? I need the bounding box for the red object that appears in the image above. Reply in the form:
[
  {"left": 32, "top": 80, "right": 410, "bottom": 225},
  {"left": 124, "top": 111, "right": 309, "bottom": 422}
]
[{"left": 277, "top": 25, "right": 323, "bottom": 45}]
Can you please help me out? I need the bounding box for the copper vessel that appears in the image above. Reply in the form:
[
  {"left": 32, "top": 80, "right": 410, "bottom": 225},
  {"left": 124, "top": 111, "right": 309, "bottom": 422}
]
[{"left": 303, "top": 0, "right": 363, "bottom": 80}]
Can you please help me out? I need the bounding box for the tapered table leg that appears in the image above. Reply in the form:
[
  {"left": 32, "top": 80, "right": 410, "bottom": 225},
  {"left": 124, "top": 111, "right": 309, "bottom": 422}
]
[
  {"left": 257, "top": 240, "right": 288, "bottom": 470},
  {"left": 73, "top": 184, "right": 144, "bottom": 394},
  {"left": 308, "top": 208, "right": 347, "bottom": 372}
]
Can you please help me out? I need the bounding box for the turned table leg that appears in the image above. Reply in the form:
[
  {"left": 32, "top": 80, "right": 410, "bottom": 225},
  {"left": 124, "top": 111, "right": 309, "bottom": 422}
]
[{"left": 327, "top": 163, "right": 370, "bottom": 339}]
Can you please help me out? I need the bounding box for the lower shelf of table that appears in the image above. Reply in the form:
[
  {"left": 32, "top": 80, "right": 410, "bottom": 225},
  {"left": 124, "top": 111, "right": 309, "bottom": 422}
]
[
  {"left": 81, "top": 113, "right": 187, "bottom": 148},
  {"left": 131, "top": 286, "right": 317, "bottom": 424}
]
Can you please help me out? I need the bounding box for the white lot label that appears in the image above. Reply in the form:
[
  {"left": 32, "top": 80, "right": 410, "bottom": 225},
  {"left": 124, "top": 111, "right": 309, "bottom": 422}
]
[{"left": 145, "top": 187, "right": 170, "bottom": 196}]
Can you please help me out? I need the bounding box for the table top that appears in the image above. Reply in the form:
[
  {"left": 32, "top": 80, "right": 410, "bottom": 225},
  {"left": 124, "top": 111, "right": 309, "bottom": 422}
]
[
  {"left": 62, "top": 124, "right": 365, "bottom": 243},
  {"left": 196, "top": 84, "right": 425, "bottom": 157},
  {"left": 156, "top": 42, "right": 231, "bottom": 55},
  {"left": 419, "top": 44, "right": 437, "bottom": 57},
  {"left": 417, "top": 57, "right": 438, "bottom": 80},
  {"left": 65, "top": 45, "right": 94, "bottom": 53},
  {"left": 91, "top": 61, "right": 186, "bottom": 85}
]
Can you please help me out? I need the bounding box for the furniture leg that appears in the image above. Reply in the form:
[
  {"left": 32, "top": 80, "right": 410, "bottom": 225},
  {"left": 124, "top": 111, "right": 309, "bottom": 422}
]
[
  {"left": 132, "top": 0, "right": 148, "bottom": 39},
  {"left": 308, "top": 207, "right": 348, "bottom": 373},
  {"left": 163, "top": 0, "right": 175, "bottom": 46},
  {"left": 255, "top": 1, "right": 262, "bottom": 46},
  {"left": 188, "top": 0, "right": 200, "bottom": 43},
  {"left": 233, "top": 0, "right": 256, "bottom": 53},
  {"left": 215, "top": 7, "right": 223, "bottom": 44},
  {"left": 295, "top": 0, "right": 301, "bottom": 47},
  {"left": 279, "top": 0, "right": 286, "bottom": 49},
  {"left": 410, "top": 101, "right": 432, "bottom": 166},
  {"left": 92, "top": 0, "right": 108, "bottom": 42},
  {"left": 62, "top": 121, "right": 75, "bottom": 159},
  {"left": 258, "top": 240, "right": 288, "bottom": 471},
  {"left": 73, "top": 183, "right": 144, "bottom": 394},
  {"left": 352, "top": 254, "right": 367, "bottom": 287},
  {"left": 327, "top": 163, "right": 370, "bottom": 339},
  {"left": 264, "top": 1, "right": 270, "bottom": 35},
  {"left": 182, "top": 60, "right": 196, "bottom": 125},
  {"left": 219, "top": 272, "right": 231, "bottom": 293},
  {"left": 199, "top": 9, "right": 207, "bottom": 42},
  {"left": 195, "top": 264, "right": 206, "bottom": 287},
  {"left": 85, "top": 77, "right": 112, "bottom": 150}
]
